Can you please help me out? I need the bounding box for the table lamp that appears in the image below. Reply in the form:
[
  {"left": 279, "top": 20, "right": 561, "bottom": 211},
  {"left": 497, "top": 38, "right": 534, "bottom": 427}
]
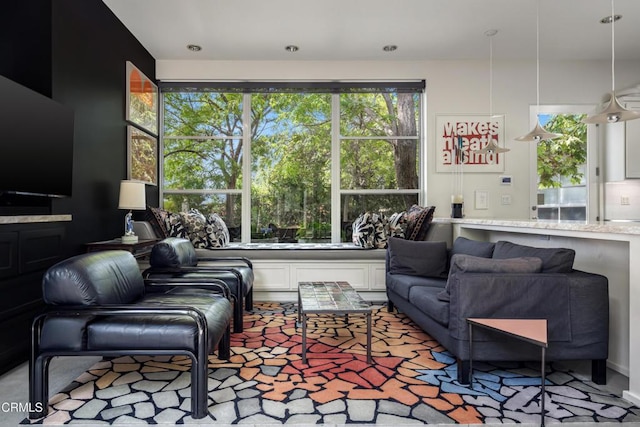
[{"left": 118, "top": 180, "right": 146, "bottom": 243}]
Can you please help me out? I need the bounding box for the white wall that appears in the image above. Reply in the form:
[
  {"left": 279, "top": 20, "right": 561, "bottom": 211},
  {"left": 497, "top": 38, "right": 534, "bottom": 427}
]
[{"left": 157, "top": 59, "right": 640, "bottom": 220}]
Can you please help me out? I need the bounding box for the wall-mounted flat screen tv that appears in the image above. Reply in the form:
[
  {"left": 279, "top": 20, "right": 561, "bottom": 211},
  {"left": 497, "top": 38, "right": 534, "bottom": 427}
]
[{"left": 0, "top": 74, "right": 74, "bottom": 198}]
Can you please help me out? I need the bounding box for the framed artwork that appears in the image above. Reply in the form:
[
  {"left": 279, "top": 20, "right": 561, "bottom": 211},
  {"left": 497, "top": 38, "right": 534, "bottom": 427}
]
[
  {"left": 126, "top": 61, "right": 158, "bottom": 135},
  {"left": 435, "top": 114, "right": 506, "bottom": 173},
  {"left": 127, "top": 125, "right": 157, "bottom": 185}
]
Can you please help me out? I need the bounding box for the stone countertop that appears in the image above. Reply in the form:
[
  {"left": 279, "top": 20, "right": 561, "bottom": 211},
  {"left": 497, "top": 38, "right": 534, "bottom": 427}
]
[
  {"left": 450, "top": 218, "right": 640, "bottom": 236},
  {"left": 0, "top": 214, "right": 72, "bottom": 224}
]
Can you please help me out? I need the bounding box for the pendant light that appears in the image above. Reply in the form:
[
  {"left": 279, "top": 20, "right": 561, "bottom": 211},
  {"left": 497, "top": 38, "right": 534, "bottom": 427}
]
[
  {"left": 515, "top": 0, "right": 560, "bottom": 142},
  {"left": 476, "top": 29, "right": 509, "bottom": 155},
  {"left": 583, "top": 0, "right": 640, "bottom": 124}
]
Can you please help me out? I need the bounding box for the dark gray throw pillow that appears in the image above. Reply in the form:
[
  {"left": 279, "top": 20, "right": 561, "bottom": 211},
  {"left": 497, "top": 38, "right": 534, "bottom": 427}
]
[
  {"left": 450, "top": 237, "right": 495, "bottom": 258},
  {"left": 492, "top": 240, "right": 575, "bottom": 273},
  {"left": 437, "top": 254, "right": 543, "bottom": 301},
  {"left": 387, "top": 237, "right": 448, "bottom": 279}
]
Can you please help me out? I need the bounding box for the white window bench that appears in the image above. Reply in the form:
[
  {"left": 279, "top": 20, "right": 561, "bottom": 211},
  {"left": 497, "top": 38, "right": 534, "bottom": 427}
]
[{"left": 194, "top": 243, "right": 387, "bottom": 302}]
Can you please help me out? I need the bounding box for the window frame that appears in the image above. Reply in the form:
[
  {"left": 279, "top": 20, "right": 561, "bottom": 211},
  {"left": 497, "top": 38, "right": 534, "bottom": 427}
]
[
  {"left": 159, "top": 82, "right": 425, "bottom": 243},
  {"left": 528, "top": 104, "right": 598, "bottom": 222}
]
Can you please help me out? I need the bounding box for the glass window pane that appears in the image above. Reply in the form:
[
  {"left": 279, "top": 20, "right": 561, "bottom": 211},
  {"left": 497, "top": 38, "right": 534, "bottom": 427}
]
[
  {"left": 163, "top": 91, "right": 243, "bottom": 192},
  {"left": 340, "top": 193, "right": 418, "bottom": 242},
  {"left": 164, "top": 92, "right": 243, "bottom": 137},
  {"left": 251, "top": 93, "right": 331, "bottom": 243},
  {"left": 340, "top": 93, "right": 419, "bottom": 138},
  {"left": 340, "top": 138, "right": 418, "bottom": 189},
  {"left": 163, "top": 138, "right": 242, "bottom": 190},
  {"left": 536, "top": 113, "right": 587, "bottom": 221},
  {"left": 163, "top": 193, "right": 241, "bottom": 241}
]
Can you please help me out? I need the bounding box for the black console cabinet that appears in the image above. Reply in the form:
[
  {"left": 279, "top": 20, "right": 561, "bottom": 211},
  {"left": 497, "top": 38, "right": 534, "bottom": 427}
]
[{"left": 0, "top": 221, "right": 66, "bottom": 375}]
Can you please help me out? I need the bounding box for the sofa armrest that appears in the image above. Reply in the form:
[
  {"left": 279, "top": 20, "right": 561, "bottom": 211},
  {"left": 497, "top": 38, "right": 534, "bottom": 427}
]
[{"left": 448, "top": 272, "right": 572, "bottom": 342}]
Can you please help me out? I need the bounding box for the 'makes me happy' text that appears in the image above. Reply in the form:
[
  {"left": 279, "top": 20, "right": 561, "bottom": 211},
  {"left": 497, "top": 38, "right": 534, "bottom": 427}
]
[{"left": 440, "top": 120, "right": 502, "bottom": 165}]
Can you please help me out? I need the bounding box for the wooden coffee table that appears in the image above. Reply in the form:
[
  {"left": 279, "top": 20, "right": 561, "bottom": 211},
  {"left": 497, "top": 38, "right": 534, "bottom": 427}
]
[
  {"left": 467, "top": 318, "right": 548, "bottom": 426},
  {"left": 297, "top": 281, "right": 372, "bottom": 364}
]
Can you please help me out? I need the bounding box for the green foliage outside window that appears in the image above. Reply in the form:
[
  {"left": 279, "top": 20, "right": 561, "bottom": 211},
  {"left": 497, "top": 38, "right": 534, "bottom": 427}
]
[
  {"left": 537, "top": 114, "right": 587, "bottom": 189},
  {"left": 162, "top": 89, "right": 420, "bottom": 242}
]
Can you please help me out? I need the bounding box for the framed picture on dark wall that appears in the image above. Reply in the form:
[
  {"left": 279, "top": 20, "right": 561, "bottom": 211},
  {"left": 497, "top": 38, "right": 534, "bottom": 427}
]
[
  {"left": 127, "top": 125, "right": 157, "bottom": 185},
  {"left": 126, "top": 61, "right": 158, "bottom": 136}
]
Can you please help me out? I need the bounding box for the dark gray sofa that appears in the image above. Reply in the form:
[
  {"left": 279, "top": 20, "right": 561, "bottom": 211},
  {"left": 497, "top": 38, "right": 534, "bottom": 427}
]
[{"left": 386, "top": 236, "right": 609, "bottom": 384}]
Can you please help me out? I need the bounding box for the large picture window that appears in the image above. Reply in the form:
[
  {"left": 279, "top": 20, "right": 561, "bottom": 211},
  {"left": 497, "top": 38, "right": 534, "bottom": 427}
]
[{"left": 160, "top": 82, "right": 424, "bottom": 243}]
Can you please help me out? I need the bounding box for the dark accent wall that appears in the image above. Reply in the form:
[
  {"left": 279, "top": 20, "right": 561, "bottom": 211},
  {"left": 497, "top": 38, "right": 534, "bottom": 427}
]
[{"left": 1, "top": 0, "right": 159, "bottom": 256}]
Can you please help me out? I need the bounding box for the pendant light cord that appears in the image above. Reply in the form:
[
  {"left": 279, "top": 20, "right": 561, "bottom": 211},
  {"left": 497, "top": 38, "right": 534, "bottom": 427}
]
[
  {"left": 536, "top": 0, "right": 540, "bottom": 115},
  {"left": 611, "top": 0, "right": 615, "bottom": 92},
  {"left": 490, "top": 34, "right": 494, "bottom": 117}
]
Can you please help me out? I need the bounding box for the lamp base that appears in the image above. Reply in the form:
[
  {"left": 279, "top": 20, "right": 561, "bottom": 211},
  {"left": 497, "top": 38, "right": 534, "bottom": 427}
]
[
  {"left": 451, "top": 203, "right": 464, "bottom": 218},
  {"left": 121, "top": 234, "right": 139, "bottom": 244}
]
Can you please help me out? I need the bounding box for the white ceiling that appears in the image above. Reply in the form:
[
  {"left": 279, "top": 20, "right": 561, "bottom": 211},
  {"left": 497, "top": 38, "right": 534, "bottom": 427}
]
[{"left": 102, "top": 0, "right": 640, "bottom": 62}]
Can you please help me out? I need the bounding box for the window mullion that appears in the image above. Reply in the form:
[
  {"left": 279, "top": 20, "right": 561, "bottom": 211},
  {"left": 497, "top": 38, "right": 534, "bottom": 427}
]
[
  {"left": 331, "top": 93, "right": 341, "bottom": 243},
  {"left": 241, "top": 93, "right": 252, "bottom": 243}
]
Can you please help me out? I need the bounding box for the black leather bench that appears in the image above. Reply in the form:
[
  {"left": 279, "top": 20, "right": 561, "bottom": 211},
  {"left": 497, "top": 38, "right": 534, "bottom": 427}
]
[{"left": 29, "top": 250, "right": 233, "bottom": 420}]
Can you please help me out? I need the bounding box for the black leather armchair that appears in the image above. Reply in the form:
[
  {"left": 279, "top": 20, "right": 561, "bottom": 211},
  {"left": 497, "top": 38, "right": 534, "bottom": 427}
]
[
  {"left": 29, "top": 250, "right": 233, "bottom": 420},
  {"left": 144, "top": 237, "right": 254, "bottom": 332}
]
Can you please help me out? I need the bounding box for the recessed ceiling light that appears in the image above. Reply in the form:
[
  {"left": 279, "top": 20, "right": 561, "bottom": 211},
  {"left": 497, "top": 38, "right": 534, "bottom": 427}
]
[
  {"left": 383, "top": 45, "right": 398, "bottom": 52},
  {"left": 187, "top": 44, "right": 202, "bottom": 52},
  {"left": 285, "top": 45, "right": 299, "bottom": 52},
  {"left": 600, "top": 14, "right": 622, "bottom": 24}
]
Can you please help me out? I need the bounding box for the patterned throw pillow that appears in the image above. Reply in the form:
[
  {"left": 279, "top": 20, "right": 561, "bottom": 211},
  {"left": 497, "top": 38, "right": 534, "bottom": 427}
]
[
  {"left": 145, "top": 206, "right": 170, "bottom": 238},
  {"left": 164, "top": 211, "right": 188, "bottom": 239},
  {"left": 352, "top": 212, "right": 388, "bottom": 249},
  {"left": 205, "top": 213, "right": 230, "bottom": 248},
  {"left": 387, "top": 211, "right": 407, "bottom": 239},
  {"left": 405, "top": 204, "right": 436, "bottom": 241},
  {"left": 372, "top": 212, "right": 388, "bottom": 248},
  {"left": 352, "top": 212, "right": 375, "bottom": 248},
  {"left": 179, "top": 209, "right": 209, "bottom": 248}
]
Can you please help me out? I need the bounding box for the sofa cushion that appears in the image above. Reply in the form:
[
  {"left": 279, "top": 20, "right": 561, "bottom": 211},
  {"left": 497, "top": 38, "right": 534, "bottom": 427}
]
[
  {"left": 87, "top": 290, "right": 232, "bottom": 352},
  {"left": 438, "top": 254, "right": 543, "bottom": 301},
  {"left": 492, "top": 240, "right": 575, "bottom": 273},
  {"left": 409, "top": 285, "right": 449, "bottom": 326},
  {"left": 405, "top": 205, "right": 435, "bottom": 241},
  {"left": 450, "top": 237, "right": 495, "bottom": 258},
  {"left": 42, "top": 251, "right": 145, "bottom": 305},
  {"left": 386, "top": 273, "right": 446, "bottom": 300},
  {"left": 387, "top": 237, "right": 448, "bottom": 279}
]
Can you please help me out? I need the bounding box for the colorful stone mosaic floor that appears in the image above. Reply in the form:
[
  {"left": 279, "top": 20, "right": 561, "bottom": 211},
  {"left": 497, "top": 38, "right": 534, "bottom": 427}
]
[{"left": 25, "top": 302, "right": 640, "bottom": 425}]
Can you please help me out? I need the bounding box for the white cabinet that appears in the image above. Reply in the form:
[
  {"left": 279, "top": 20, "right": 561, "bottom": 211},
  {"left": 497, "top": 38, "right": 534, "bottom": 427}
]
[
  {"left": 252, "top": 259, "right": 386, "bottom": 298},
  {"left": 625, "top": 101, "right": 640, "bottom": 178}
]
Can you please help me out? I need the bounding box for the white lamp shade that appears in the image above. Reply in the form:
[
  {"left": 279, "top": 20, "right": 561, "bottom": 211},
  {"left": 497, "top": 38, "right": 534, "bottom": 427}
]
[
  {"left": 583, "top": 92, "right": 640, "bottom": 124},
  {"left": 476, "top": 139, "right": 509, "bottom": 154},
  {"left": 515, "top": 120, "right": 561, "bottom": 142},
  {"left": 118, "top": 180, "right": 146, "bottom": 210}
]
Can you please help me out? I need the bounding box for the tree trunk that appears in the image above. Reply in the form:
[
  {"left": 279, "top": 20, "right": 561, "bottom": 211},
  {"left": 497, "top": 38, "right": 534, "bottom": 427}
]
[{"left": 388, "top": 93, "right": 418, "bottom": 207}]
